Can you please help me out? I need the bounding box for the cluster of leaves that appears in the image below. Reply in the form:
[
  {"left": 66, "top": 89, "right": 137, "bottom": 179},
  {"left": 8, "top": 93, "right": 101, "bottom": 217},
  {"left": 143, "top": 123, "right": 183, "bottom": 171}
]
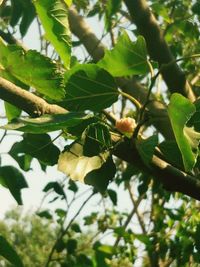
[{"left": 0, "top": 0, "right": 200, "bottom": 266}]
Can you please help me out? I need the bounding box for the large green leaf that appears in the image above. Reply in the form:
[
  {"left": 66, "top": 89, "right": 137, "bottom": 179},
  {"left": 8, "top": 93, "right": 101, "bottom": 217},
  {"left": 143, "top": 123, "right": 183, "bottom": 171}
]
[
  {"left": 2, "top": 112, "right": 91, "bottom": 133},
  {"left": 9, "top": 133, "right": 60, "bottom": 167},
  {"left": 34, "top": 0, "right": 71, "bottom": 68},
  {"left": 98, "top": 33, "right": 148, "bottom": 77},
  {"left": 58, "top": 142, "right": 115, "bottom": 191},
  {"left": 6, "top": 49, "right": 65, "bottom": 100},
  {"left": 0, "top": 166, "right": 28, "bottom": 205},
  {"left": 58, "top": 142, "right": 109, "bottom": 183},
  {"left": 168, "top": 93, "right": 199, "bottom": 172},
  {"left": 63, "top": 64, "right": 118, "bottom": 111},
  {"left": 0, "top": 235, "right": 24, "bottom": 267}
]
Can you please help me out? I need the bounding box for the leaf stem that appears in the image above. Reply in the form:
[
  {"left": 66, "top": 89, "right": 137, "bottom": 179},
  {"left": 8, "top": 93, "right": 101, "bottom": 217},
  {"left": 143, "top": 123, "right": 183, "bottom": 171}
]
[
  {"left": 147, "top": 59, "right": 154, "bottom": 79},
  {"left": 119, "top": 90, "right": 142, "bottom": 110}
]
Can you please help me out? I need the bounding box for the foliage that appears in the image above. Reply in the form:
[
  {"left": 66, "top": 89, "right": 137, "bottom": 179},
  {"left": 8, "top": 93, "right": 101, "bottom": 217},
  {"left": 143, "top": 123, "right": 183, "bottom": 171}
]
[{"left": 0, "top": 0, "right": 200, "bottom": 266}]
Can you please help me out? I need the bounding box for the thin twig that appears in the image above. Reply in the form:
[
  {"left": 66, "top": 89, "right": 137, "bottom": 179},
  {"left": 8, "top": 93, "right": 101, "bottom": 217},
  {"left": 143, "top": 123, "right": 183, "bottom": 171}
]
[{"left": 45, "top": 191, "right": 95, "bottom": 267}]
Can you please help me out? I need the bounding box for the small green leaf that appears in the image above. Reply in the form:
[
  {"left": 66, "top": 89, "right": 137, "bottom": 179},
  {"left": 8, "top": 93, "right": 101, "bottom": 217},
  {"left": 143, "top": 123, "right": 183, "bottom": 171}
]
[
  {"left": 83, "top": 122, "right": 112, "bottom": 156},
  {"left": 97, "top": 245, "right": 114, "bottom": 254},
  {"left": 107, "top": 189, "right": 117, "bottom": 205},
  {"left": 68, "top": 180, "right": 78, "bottom": 192},
  {"left": 2, "top": 112, "right": 90, "bottom": 133},
  {"left": 6, "top": 49, "right": 65, "bottom": 100},
  {"left": 34, "top": 0, "right": 71, "bottom": 68},
  {"left": 0, "top": 166, "right": 28, "bottom": 205},
  {"left": 136, "top": 135, "right": 158, "bottom": 167},
  {"left": 0, "top": 235, "right": 24, "bottom": 267},
  {"left": 43, "top": 181, "right": 65, "bottom": 197},
  {"left": 71, "top": 223, "right": 82, "bottom": 233},
  {"left": 37, "top": 210, "right": 53, "bottom": 220},
  {"left": 168, "top": 93, "right": 197, "bottom": 171},
  {"left": 98, "top": 33, "right": 148, "bottom": 77},
  {"left": 63, "top": 64, "right": 118, "bottom": 111}
]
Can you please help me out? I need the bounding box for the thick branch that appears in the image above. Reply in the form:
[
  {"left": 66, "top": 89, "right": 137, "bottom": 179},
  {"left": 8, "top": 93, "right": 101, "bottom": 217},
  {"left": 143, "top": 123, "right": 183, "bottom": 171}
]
[
  {"left": 0, "top": 77, "right": 67, "bottom": 116},
  {"left": 114, "top": 139, "right": 200, "bottom": 200},
  {"left": 124, "top": 0, "right": 195, "bottom": 101}
]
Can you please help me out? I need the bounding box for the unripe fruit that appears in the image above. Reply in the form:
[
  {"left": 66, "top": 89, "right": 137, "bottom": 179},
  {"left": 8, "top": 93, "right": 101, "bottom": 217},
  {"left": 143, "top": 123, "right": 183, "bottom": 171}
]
[{"left": 115, "top": 117, "right": 136, "bottom": 134}]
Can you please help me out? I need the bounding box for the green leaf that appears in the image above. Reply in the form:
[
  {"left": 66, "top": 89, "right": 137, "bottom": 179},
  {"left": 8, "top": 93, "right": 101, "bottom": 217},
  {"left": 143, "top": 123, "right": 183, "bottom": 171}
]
[
  {"left": 37, "top": 210, "right": 53, "bottom": 220},
  {"left": 55, "top": 208, "right": 66, "bottom": 218},
  {"left": 67, "top": 116, "right": 99, "bottom": 137},
  {"left": 9, "top": 133, "right": 60, "bottom": 166},
  {"left": 68, "top": 180, "right": 78, "bottom": 192},
  {"left": 107, "top": 189, "right": 117, "bottom": 205},
  {"left": 158, "top": 140, "right": 184, "bottom": 170},
  {"left": 105, "top": 0, "right": 121, "bottom": 31},
  {"left": 76, "top": 254, "right": 94, "bottom": 267},
  {"left": 84, "top": 156, "right": 116, "bottom": 193},
  {"left": 6, "top": 49, "right": 65, "bottom": 100},
  {"left": 63, "top": 64, "right": 118, "bottom": 111},
  {"left": 2, "top": 112, "right": 90, "bottom": 133},
  {"left": 0, "top": 166, "right": 28, "bottom": 205},
  {"left": 10, "top": 0, "right": 23, "bottom": 27},
  {"left": 66, "top": 239, "right": 77, "bottom": 254},
  {"left": 0, "top": 39, "right": 30, "bottom": 89},
  {"left": 10, "top": 0, "right": 36, "bottom": 36},
  {"left": 97, "top": 245, "right": 114, "bottom": 254},
  {"left": 43, "top": 181, "right": 65, "bottom": 198},
  {"left": 136, "top": 135, "right": 158, "bottom": 167},
  {"left": 0, "top": 235, "right": 24, "bottom": 267},
  {"left": 98, "top": 33, "right": 148, "bottom": 77},
  {"left": 19, "top": 0, "right": 36, "bottom": 37},
  {"left": 34, "top": 0, "right": 71, "bottom": 68},
  {"left": 58, "top": 142, "right": 115, "bottom": 192},
  {"left": 168, "top": 93, "right": 198, "bottom": 172},
  {"left": 58, "top": 142, "right": 109, "bottom": 183},
  {"left": 4, "top": 102, "right": 21, "bottom": 121},
  {"left": 83, "top": 122, "right": 112, "bottom": 156},
  {"left": 71, "top": 223, "right": 82, "bottom": 233}
]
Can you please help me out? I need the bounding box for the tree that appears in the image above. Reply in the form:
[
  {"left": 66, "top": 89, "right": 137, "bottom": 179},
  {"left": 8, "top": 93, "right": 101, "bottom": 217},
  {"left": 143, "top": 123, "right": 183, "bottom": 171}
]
[{"left": 0, "top": 0, "right": 200, "bottom": 266}]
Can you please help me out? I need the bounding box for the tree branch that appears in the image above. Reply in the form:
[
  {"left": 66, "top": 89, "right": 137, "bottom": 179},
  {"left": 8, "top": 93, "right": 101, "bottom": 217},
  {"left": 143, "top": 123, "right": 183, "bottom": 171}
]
[
  {"left": 0, "top": 76, "right": 199, "bottom": 200},
  {"left": 114, "top": 139, "right": 200, "bottom": 200},
  {"left": 0, "top": 77, "right": 67, "bottom": 117},
  {"left": 123, "top": 0, "right": 195, "bottom": 101},
  {"left": 68, "top": 7, "right": 173, "bottom": 139}
]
